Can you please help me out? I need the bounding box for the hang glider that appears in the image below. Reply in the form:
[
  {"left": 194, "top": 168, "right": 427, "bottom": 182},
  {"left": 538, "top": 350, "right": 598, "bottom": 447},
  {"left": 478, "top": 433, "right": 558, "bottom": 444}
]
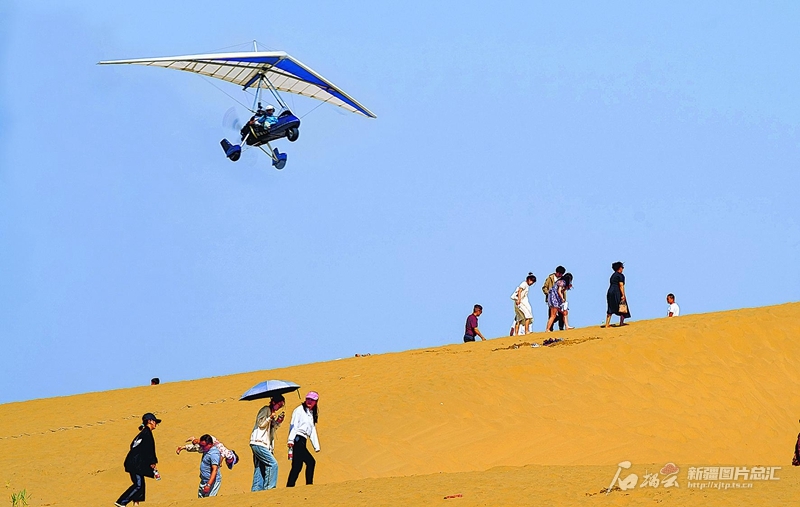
[
  {"left": 99, "top": 49, "right": 376, "bottom": 169},
  {"left": 98, "top": 51, "right": 376, "bottom": 119}
]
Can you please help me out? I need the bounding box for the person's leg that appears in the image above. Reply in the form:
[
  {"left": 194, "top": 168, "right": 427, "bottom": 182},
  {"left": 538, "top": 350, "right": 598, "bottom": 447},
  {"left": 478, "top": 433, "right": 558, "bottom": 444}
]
[
  {"left": 209, "top": 475, "right": 221, "bottom": 497},
  {"left": 563, "top": 310, "right": 573, "bottom": 329},
  {"left": 545, "top": 307, "right": 557, "bottom": 332},
  {"left": 304, "top": 450, "right": 316, "bottom": 485},
  {"left": 557, "top": 310, "right": 565, "bottom": 331},
  {"left": 116, "top": 473, "right": 144, "bottom": 506},
  {"left": 251, "top": 444, "right": 268, "bottom": 491},
  {"left": 286, "top": 437, "right": 307, "bottom": 487},
  {"left": 264, "top": 449, "right": 279, "bottom": 489},
  {"left": 463, "top": 334, "right": 475, "bottom": 343},
  {"left": 603, "top": 314, "right": 612, "bottom": 327}
]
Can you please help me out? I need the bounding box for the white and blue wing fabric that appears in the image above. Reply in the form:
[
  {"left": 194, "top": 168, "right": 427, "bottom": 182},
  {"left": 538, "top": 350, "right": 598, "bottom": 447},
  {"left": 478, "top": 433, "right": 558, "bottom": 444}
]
[{"left": 99, "top": 51, "right": 376, "bottom": 119}]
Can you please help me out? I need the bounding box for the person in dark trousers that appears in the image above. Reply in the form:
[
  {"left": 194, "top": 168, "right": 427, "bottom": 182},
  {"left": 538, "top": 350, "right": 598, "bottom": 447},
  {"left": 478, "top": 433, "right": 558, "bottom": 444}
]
[
  {"left": 542, "top": 266, "right": 566, "bottom": 331},
  {"left": 464, "top": 304, "right": 486, "bottom": 342},
  {"left": 116, "top": 413, "right": 161, "bottom": 507},
  {"left": 286, "top": 392, "right": 321, "bottom": 487}
]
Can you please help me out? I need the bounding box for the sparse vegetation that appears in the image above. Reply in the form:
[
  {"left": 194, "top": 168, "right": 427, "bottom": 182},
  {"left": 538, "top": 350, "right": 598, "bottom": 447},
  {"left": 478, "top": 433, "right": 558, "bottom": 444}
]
[{"left": 10, "top": 489, "right": 30, "bottom": 507}]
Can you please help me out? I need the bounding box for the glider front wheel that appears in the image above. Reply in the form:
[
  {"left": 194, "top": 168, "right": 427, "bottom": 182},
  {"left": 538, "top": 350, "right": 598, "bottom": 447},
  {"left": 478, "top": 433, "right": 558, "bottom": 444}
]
[{"left": 287, "top": 128, "right": 299, "bottom": 142}]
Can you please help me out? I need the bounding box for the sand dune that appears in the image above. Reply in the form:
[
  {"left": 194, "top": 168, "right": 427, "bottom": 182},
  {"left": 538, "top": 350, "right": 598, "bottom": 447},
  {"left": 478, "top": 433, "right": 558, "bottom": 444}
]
[{"left": 2, "top": 303, "right": 798, "bottom": 505}]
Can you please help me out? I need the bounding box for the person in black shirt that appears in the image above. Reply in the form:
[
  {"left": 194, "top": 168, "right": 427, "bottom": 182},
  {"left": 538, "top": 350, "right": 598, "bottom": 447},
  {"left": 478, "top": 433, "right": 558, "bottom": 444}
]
[{"left": 116, "top": 413, "right": 161, "bottom": 506}]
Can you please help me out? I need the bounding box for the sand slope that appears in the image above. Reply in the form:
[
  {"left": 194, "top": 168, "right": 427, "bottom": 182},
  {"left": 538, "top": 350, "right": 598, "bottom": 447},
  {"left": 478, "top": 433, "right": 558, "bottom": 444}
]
[{"left": 2, "top": 303, "right": 798, "bottom": 505}]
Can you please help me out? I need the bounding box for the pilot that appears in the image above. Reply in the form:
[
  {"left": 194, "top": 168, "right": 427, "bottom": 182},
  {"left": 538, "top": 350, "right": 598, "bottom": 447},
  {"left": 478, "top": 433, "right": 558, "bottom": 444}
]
[{"left": 256, "top": 104, "right": 279, "bottom": 128}]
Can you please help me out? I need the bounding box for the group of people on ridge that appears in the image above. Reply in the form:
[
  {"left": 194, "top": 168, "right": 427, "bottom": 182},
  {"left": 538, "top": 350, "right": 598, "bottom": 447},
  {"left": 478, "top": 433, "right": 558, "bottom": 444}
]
[
  {"left": 114, "top": 391, "right": 322, "bottom": 506},
  {"left": 464, "top": 261, "right": 682, "bottom": 342}
]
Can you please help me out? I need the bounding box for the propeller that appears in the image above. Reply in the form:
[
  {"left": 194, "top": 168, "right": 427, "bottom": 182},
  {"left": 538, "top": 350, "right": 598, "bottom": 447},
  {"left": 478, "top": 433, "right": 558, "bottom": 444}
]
[{"left": 220, "top": 107, "right": 257, "bottom": 166}]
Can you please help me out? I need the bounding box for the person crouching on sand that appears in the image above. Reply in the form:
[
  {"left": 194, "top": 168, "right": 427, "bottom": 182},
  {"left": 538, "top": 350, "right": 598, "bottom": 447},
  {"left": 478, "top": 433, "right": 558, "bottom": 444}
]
[
  {"left": 464, "top": 304, "right": 486, "bottom": 342},
  {"left": 116, "top": 413, "right": 160, "bottom": 507},
  {"left": 286, "top": 391, "right": 321, "bottom": 487},
  {"left": 250, "top": 395, "right": 286, "bottom": 491}
]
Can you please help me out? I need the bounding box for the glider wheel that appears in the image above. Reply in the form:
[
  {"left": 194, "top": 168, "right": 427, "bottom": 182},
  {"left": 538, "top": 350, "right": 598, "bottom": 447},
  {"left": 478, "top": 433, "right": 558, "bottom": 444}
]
[{"left": 287, "top": 128, "right": 299, "bottom": 142}]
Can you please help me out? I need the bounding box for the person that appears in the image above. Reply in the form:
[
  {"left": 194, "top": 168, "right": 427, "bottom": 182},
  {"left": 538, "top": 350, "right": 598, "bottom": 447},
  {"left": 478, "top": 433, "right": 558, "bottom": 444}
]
[
  {"left": 604, "top": 262, "right": 631, "bottom": 327},
  {"left": 177, "top": 435, "right": 239, "bottom": 469},
  {"left": 198, "top": 434, "right": 222, "bottom": 497},
  {"left": 463, "top": 304, "right": 486, "bottom": 342},
  {"left": 542, "top": 266, "right": 566, "bottom": 331},
  {"left": 793, "top": 419, "right": 800, "bottom": 466},
  {"left": 251, "top": 395, "right": 286, "bottom": 491},
  {"left": 511, "top": 273, "right": 536, "bottom": 335},
  {"left": 286, "top": 392, "right": 321, "bottom": 487},
  {"left": 256, "top": 104, "right": 279, "bottom": 128},
  {"left": 546, "top": 273, "right": 574, "bottom": 332},
  {"left": 115, "top": 413, "right": 160, "bottom": 507},
  {"left": 150, "top": 378, "right": 160, "bottom": 385},
  {"left": 667, "top": 294, "right": 680, "bottom": 317}
]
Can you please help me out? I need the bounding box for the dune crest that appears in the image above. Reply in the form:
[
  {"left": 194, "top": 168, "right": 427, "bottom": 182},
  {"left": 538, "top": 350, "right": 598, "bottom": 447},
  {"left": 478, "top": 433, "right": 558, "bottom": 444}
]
[{"left": 2, "top": 303, "right": 799, "bottom": 505}]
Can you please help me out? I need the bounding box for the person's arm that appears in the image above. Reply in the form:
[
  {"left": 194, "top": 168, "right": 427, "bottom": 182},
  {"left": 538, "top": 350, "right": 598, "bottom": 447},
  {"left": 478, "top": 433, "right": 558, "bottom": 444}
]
[
  {"left": 515, "top": 287, "right": 522, "bottom": 306},
  {"left": 668, "top": 307, "right": 674, "bottom": 317},
  {"left": 203, "top": 463, "right": 219, "bottom": 493},
  {"left": 310, "top": 423, "right": 321, "bottom": 452},
  {"left": 287, "top": 407, "right": 301, "bottom": 446},
  {"left": 256, "top": 405, "right": 271, "bottom": 429},
  {"left": 619, "top": 282, "right": 626, "bottom": 301},
  {"left": 474, "top": 326, "right": 486, "bottom": 341}
]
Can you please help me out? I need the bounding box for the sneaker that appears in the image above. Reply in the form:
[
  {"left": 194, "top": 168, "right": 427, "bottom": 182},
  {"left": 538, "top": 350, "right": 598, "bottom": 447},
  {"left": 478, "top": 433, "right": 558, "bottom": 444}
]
[{"left": 115, "top": 503, "right": 125, "bottom": 507}]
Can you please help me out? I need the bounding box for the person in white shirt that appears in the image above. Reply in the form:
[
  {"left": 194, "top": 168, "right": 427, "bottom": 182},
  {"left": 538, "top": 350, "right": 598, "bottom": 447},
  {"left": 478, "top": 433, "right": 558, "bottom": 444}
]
[
  {"left": 511, "top": 273, "right": 536, "bottom": 335},
  {"left": 286, "top": 391, "right": 321, "bottom": 487},
  {"left": 667, "top": 294, "right": 680, "bottom": 317},
  {"left": 250, "top": 395, "right": 286, "bottom": 491}
]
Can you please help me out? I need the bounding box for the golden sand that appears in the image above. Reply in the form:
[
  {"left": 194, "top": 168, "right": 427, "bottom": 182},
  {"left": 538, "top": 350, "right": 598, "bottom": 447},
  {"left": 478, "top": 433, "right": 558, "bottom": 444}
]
[{"left": 2, "top": 303, "right": 798, "bottom": 505}]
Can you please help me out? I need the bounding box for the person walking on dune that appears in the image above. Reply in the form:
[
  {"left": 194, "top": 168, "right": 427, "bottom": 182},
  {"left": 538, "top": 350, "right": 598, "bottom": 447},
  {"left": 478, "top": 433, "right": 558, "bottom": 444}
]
[
  {"left": 546, "top": 273, "right": 574, "bottom": 331},
  {"left": 198, "top": 434, "right": 222, "bottom": 497},
  {"left": 603, "top": 262, "right": 631, "bottom": 327},
  {"left": 115, "top": 413, "right": 161, "bottom": 507},
  {"left": 251, "top": 395, "right": 286, "bottom": 491},
  {"left": 286, "top": 392, "right": 321, "bottom": 487},
  {"left": 511, "top": 273, "right": 536, "bottom": 335},
  {"left": 463, "top": 304, "right": 486, "bottom": 342},
  {"left": 542, "top": 266, "right": 566, "bottom": 331}
]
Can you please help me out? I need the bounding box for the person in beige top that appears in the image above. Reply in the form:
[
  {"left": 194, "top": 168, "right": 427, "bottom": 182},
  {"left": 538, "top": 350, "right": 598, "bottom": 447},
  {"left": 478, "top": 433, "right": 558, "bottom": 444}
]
[{"left": 250, "top": 395, "right": 286, "bottom": 491}]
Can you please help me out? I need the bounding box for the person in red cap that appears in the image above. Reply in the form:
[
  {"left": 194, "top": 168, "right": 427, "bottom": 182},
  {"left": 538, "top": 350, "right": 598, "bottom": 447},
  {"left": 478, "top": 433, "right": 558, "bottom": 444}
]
[
  {"left": 286, "top": 391, "right": 321, "bottom": 487},
  {"left": 115, "top": 413, "right": 161, "bottom": 506}
]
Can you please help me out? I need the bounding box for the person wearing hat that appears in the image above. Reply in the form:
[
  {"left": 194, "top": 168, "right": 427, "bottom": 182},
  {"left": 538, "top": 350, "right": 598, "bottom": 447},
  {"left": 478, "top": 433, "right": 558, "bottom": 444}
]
[
  {"left": 250, "top": 395, "right": 286, "bottom": 491},
  {"left": 115, "top": 413, "right": 161, "bottom": 507},
  {"left": 286, "top": 391, "right": 321, "bottom": 487},
  {"left": 256, "top": 104, "right": 279, "bottom": 128}
]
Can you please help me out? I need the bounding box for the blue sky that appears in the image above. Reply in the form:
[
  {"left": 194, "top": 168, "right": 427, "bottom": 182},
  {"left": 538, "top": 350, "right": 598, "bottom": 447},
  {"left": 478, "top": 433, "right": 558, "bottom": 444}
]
[{"left": 1, "top": 1, "right": 798, "bottom": 404}]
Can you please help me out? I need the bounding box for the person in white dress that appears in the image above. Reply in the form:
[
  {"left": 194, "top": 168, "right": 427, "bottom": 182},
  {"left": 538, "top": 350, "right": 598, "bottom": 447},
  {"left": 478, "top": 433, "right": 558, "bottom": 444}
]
[{"left": 511, "top": 273, "right": 536, "bottom": 335}]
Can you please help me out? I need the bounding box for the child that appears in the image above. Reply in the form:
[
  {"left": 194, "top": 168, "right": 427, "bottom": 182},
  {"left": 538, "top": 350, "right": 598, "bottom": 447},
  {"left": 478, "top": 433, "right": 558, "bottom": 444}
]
[
  {"left": 177, "top": 435, "right": 239, "bottom": 469},
  {"left": 666, "top": 294, "right": 680, "bottom": 317}
]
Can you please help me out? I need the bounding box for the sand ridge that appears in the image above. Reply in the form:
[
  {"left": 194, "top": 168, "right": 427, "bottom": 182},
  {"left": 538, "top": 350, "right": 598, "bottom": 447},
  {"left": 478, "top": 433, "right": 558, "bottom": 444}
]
[{"left": 1, "top": 302, "right": 798, "bottom": 505}]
